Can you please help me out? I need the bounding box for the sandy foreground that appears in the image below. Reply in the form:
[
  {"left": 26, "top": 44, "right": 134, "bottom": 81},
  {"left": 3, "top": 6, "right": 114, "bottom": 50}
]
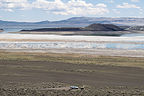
[
  {"left": 1, "top": 34, "right": 144, "bottom": 95},
  {"left": 0, "top": 34, "right": 144, "bottom": 57},
  {"left": 1, "top": 57, "right": 144, "bottom": 96}
]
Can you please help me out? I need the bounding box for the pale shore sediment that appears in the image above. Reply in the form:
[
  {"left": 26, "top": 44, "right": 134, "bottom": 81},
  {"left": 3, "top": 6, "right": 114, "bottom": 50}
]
[
  {"left": 0, "top": 34, "right": 144, "bottom": 43},
  {"left": 0, "top": 34, "right": 144, "bottom": 57},
  {"left": 1, "top": 48, "right": 144, "bottom": 57}
]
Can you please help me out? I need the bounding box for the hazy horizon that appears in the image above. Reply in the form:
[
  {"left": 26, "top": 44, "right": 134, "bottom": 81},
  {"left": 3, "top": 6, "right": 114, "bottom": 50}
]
[{"left": 1, "top": 16, "right": 144, "bottom": 22}]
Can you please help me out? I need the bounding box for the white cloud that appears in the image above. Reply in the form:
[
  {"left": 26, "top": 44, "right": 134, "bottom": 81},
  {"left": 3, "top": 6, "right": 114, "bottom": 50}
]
[
  {"left": 32, "top": 0, "right": 109, "bottom": 15},
  {"left": 0, "top": 0, "right": 30, "bottom": 11},
  {"left": 117, "top": 3, "right": 143, "bottom": 15},
  {"left": 96, "top": 3, "right": 107, "bottom": 7},
  {"left": 131, "top": 0, "right": 140, "bottom": 2},
  {"left": 0, "top": 0, "right": 109, "bottom": 15},
  {"left": 32, "top": 0, "right": 67, "bottom": 13},
  {"left": 112, "top": 9, "right": 120, "bottom": 14},
  {"left": 0, "top": 0, "right": 28, "bottom": 2},
  {"left": 106, "top": 0, "right": 114, "bottom": 3},
  {"left": 117, "top": 3, "right": 141, "bottom": 9}
]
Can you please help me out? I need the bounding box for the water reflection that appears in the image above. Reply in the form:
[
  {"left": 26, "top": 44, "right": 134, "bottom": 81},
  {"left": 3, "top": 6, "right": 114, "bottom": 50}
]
[
  {"left": 121, "top": 33, "right": 144, "bottom": 37},
  {"left": 0, "top": 42, "right": 144, "bottom": 50}
]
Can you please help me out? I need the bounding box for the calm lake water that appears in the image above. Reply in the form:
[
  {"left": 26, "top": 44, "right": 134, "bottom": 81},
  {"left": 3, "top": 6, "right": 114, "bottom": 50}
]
[
  {"left": 0, "top": 25, "right": 49, "bottom": 34},
  {"left": 0, "top": 42, "right": 144, "bottom": 50},
  {"left": 1, "top": 25, "right": 144, "bottom": 37},
  {"left": 1, "top": 26, "right": 144, "bottom": 50},
  {"left": 1, "top": 28, "right": 22, "bottom": 34},
  {"left": 121, "top": 33, "right": 144, "bottom": 37}
]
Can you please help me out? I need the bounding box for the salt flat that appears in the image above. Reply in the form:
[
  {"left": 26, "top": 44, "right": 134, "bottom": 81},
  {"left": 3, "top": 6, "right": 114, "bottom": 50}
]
[
  {"left": 0, "top": 34, "right": 144, "bottom": 43},
  {"left": 0, "top": 34, "right": 144, "bottom": 57}
]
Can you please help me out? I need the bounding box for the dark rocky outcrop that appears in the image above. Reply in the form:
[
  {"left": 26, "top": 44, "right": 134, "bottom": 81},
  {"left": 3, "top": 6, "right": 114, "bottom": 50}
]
[
  {"left": 21, "top": 23, "right": 124, "bottom": 32},
  {"left": 0, "top": 29, "right": 3, "bottom": 32},
  {"left": 84, "top": 24, "right": 123, "bottom": 31},
  {"left": 21, "top": 27, "right": 82, "bottom": 32}
]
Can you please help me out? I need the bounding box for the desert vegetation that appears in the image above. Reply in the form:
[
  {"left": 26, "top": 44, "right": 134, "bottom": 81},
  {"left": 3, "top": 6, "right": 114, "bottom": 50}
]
[
  {"left": 0, "top": 52, "right": 144, "bottom": 95},
  {"left": 0, "top": 52, "right": 144, "bottom": 68}
]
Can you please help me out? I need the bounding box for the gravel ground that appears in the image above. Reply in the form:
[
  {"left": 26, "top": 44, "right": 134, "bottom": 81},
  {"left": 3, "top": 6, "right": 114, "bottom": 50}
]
[{"left": 0, "top": 82, "right": 144, "bottom": 96}]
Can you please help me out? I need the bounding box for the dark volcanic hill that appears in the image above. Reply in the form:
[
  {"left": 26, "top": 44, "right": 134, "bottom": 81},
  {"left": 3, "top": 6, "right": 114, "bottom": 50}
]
[
  {"left": 21, "top": 23, "right": 124, "bottom": 32},
  {"left": 0, "top": 29, "right": 3, "bottom": 32},
  {"left": 22, "top": 27, "right": 82, "bottom": 32},
  {"left": 84, "top": 24, "right": 123, "bottom": 31}
]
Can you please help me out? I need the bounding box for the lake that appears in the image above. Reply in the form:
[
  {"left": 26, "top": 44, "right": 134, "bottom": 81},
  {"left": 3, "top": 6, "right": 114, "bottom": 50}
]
[
  {"left": 0, "top": 42, "right": 144, "bottom": 50},
  {"left": 0, "top": 25, "right": 51, "bottom": 34},
  {"left": 1, "top": 26, "right": 144, "bottom": 50},
  {"left": 1, "top": 27, "right": 144, "bottom": 37}
]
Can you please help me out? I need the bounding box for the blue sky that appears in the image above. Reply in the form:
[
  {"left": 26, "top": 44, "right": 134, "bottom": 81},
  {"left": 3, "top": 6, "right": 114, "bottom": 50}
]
[{"left": 0, "top": 0, "right": 144, "bottom": 22}]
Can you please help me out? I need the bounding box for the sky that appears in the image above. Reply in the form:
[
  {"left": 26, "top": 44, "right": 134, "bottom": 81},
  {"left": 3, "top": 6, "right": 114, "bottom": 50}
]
[{"left": 0, "top": 0, "right": 144, "bottom": 22}]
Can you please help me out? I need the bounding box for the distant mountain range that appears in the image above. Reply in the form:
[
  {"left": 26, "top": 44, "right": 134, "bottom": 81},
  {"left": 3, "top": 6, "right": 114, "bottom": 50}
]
[{"left": 1, "top": 17, "right": 144, "bottom": 28}]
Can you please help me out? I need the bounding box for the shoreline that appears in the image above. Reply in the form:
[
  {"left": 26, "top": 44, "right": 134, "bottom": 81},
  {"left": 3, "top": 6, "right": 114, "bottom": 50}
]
[
  {"left": 0, "top": 39, "right": 144, "bottom": 44},
  {"left": 11, "top": 30, "right": 128, "bottom": 36},
  {"left": 0, "top": 34, "right": 144, "bottom": 57},
  {"left": 1, "top": 48, "right": 144, "bottom": 57},
  {"left": 1, "top": 34, "right": 144, "bottom": 42},
  {"left": 0, "top": 29, "right": 3, "bottom": 32}
]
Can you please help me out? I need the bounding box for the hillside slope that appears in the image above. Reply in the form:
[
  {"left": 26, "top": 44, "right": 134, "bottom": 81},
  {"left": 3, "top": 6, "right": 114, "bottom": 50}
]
[{"left": 84, "top": 24, "right": 123, "bottom": 31}]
